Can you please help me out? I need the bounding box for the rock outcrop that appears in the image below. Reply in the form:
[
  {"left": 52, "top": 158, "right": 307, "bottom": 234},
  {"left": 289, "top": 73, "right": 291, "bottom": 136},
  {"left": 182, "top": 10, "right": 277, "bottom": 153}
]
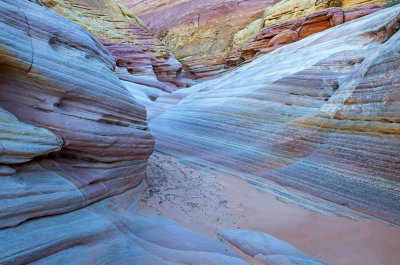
[
  {"left": 119, "top": 0, "right": 385, "bottom": 79},
  {"left": 0, "top": 108, "right": 61, "bottom": 165},
  {"left": 118, "top": 0, "right": 280, "bottom": 79},
  {"left": 150, "top": 6, "right": 400, "bottom": 225},
  {"left": 0, "top": 0, "right": 153, "bottom": 227},
  {"left": 42, "top": 0, "right": 190, "bottom": 92},
  {"left": 0, "top": 1, "right": 247, "bottom": 264},
  {"left": 228, "top": 3, "right": 383, "bottom": 66}
]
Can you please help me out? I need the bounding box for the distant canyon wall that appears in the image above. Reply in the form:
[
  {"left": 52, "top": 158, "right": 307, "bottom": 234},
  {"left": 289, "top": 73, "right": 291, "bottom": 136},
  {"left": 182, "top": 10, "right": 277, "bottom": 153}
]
[
  {"left": 43, "top": 0, "right": 192, "bottom": 92},
  {"left": 120, "top": 0, "right": 386, "bottom": 79}
]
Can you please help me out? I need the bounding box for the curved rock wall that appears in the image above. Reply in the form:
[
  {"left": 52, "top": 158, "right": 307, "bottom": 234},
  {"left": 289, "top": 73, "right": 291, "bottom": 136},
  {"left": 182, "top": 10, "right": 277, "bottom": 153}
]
[
  {"left": 150, "top": 6, "right": 400, "bottom": 225},
  {"left": 0, "top": 0, "right": 153, "bottom": 228},
  {"left": 0, "top": 1, "right": 246, "bottom": 264}
]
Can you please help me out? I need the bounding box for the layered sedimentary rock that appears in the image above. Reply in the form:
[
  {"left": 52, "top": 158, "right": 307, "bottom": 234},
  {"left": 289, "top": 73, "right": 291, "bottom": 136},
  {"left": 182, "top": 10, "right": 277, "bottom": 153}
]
[
  {"left": 228, "top": 4, "right": 383, "bottom": 66},
  {"left": 0, "top": 1, "right": 246, "bottom": 263},
  {"left": 118, "top": 0, "right": 280, "bottom": 79},
  {"left": 262, "top": 0, "right": 385, "bottom": 28},
  {"left": 218, "top": 229, "right": 325, "bottom": 265},
  {"left": 262, "top": 0, "right": 343, "bottom": 29},
  {"left": 119, "top": 0, "right": 385, "bottom": 79},
  {"left": 0, "top": 187, "right": 247, "bottom": 265},
  {"left": 342, "top": 0, "right": 385, "bottom": 8},
  {"left": 150, "top": 6, "right": 400, "bottom": 225},
  {"left": 0, "top": 108, "right": 61, "bottom": 165},
  {"left": 42, "top": 0, "right": 189, "bottom": 92},
  {"left": 0, "top": 0, "right": 153, "bottom": 228}
]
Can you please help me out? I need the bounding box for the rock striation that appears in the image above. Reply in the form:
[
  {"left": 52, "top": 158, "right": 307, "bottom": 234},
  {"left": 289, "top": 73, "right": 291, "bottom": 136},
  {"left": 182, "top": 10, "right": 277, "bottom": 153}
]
[
  {"left": 0, "top": 107, "right": 61, "bottom": 165},
  {"left": 150, "top": 6, "right": 400, "bottom": 225},
  {"left": 42, "top": 0, "right": 190, "bottom": 92},
  {"left": 0, "top": 0, "right": 153, "bottom": 228},
  {"left": 0, "top": 1, "right": 247, "bottom": 264},
  {"left": 118, "top": 0, "right": 281, "bottom": 79},
  {"left": 228, "top": 3, "right": 383, "bottom": 66},
  {"left": 218, "top": 229, "right": 326, "bottom": 265},
  {"left": 119, "top": 0, "right": 385, "bottom": 79}
]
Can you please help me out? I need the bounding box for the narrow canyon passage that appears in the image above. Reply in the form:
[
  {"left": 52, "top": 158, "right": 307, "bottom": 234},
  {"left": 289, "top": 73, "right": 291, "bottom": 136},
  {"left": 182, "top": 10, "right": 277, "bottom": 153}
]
[{"left": 1, "top": 0, "right": 399, "bottom": 264}]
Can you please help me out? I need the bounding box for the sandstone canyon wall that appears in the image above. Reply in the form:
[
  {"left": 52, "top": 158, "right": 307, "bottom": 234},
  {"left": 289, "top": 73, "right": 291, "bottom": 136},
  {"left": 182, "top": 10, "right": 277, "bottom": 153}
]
[
  {"left": 150, "top": 5, "right": 400, "bottom": 225},
  {"left": 120, "top": 0, "right": 386, "bottom": 79},
  {"left": 117, "top": 0, "right": 281, "bottom": 79},
  {"left": 228, "top": 0, "right": 385, "bottom": 66},
  {"left": 42, "top": 0, "right": 191, "bottom": 92},
  {"left": 0, "top": 1, "right": 249, "bottom": 264}
]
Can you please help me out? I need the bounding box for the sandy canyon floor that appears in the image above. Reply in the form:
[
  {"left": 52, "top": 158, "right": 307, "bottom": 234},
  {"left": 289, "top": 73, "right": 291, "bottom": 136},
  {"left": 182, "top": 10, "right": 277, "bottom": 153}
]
[{"left": 140, "top": 152, "right": 400, "bottom": 265}]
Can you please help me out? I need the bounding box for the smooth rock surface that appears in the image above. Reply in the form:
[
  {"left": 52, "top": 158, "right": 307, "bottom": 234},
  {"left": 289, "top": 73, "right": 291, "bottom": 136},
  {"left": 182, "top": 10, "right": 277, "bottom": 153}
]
[
  {"left": 0, "top": 1, "right": 249, "bottom": 264},
  {"left": 0, "top": 187, "right": 248, "bottom": 265},
  {"left": 0, "top": 107, "right": 61, "bottom": 164},
  {"left": 218, "top": 229, "right": 325, "bottom": 265},
  {"left": 150, "top": 6, "right": 400, "bottom": 225},
  {"left": 0, "top": 0, "right": 153, "bottom": 227}
]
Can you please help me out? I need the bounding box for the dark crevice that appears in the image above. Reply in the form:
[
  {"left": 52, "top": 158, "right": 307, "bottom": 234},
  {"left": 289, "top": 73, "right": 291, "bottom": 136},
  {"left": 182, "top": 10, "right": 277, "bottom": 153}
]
[{"left": 19, "top": 8, "right": 34, "bottom": 73}]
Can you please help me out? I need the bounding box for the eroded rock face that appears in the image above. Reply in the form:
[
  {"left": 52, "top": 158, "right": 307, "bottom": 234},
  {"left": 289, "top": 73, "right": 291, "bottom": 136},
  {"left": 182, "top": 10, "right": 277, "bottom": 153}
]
[
  {"left": 0, "top": 108, "right": 61, "bottom": 164},
  {"left": 228, "top": 4, "right": 383, "bottom": 66},
  {"left": 342, "top": 0, "right": 385, "bottom": 8},
  {"left": 0, "top": 0, "right": 153, "bottom": 228},
  {"left": 150, "top": 6, "right": 400, "bottom": 225},
  {"left": 0, "top": 1, "right": 246, "bottom": 264},
  {"left": 42, "top": 0, "right": 190, "bottom": 92},
  {"left": 262, "top": 0, "right": 384, "bottom": 28},
  {"left": 118, "top": 0, "right": 280, "bottom": 79},
  {"left": 119, "top": 0, "right": 385, "bottom": 79}
]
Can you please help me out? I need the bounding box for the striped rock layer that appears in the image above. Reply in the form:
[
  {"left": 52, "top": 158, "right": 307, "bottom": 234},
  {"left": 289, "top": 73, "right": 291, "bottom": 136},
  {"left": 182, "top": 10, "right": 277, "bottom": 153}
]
[
  {"left": 261, "top": 0, "right": 385, "bottom": 29},
  {"left": 42, "top": 0, "right": 191, "bottom": 92},
  {"left": 150, "top": 6, "right": 400, "bottom": 225},
  {"left": 0, "top": 1, "right": 246, "bottom": 264},
  {"left": 228, "top": 4, "right": 383, "bottom": 67},
  {"left": 117, "top": 0, "right": 280, "bottom": 79},
  {"left": 118, "top": 0, "right": 384, "bottom": 79}
]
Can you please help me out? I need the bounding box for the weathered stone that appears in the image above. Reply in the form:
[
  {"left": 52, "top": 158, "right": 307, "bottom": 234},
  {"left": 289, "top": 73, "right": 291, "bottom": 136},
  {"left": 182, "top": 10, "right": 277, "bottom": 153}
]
[
  {"left": 299, "top": 7, "right": 344, "bottom": 39},
  {"left": 0, "top": 0, "right": 153, "bottom": 228},
  {"left": 150, "top": 5, "right": 400, "bottom": 225},
  {"left": 345, "top": 4, "right": 386, "bottom": 21},
  {"left": 268, "top": 30, "right": 298, "bottom": 47},
  {"left": 0, "top": 108, "right": 61, "bottom": 164},
  {"left": 218, "top": 229, "right": 326, "bottom": 265},
  {"left": 118, "top": 0, "right": 280, "bottom": 79},
  {"left": 0, "top": 187, "right": 248, "bottom": 265},
  {"left": 229, "top": 4, "right": 382, "bottom": 66},
  {"left": 262, "top": 0, "right": 339, "bottom": 29},
  {"left": 43, "top": 0, "right": 188, "bottom": 91},
  {"left": 342, "top": 0, "right": 385, "bottom": 8},
  {"left": 0, "top": 1, "right": 252, "bottom": 264}
]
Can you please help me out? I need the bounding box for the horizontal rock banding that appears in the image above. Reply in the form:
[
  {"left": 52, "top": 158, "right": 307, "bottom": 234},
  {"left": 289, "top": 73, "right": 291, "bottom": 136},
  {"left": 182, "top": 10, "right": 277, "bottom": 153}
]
[
  {"left": 0, "top": 2, "right": 251, "bottom": 264},
  {"left": 118, "top": 0, "right": 280, "bottom": 79},
  {"left": 43, "top": 0, "right": 188, "bottom": 92},
  {"left": 228, "top": 4, "right": 383, "bottom": 66}
]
